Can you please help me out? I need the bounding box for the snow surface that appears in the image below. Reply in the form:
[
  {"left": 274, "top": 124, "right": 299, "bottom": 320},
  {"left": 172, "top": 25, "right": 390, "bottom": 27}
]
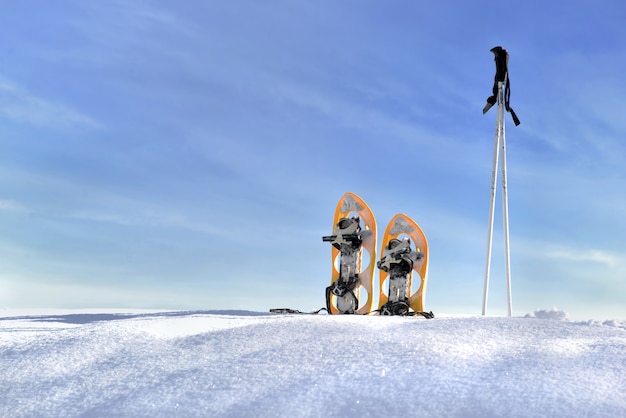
[{"left": 1, "top": 309, "right": 625, "bottom": 418}]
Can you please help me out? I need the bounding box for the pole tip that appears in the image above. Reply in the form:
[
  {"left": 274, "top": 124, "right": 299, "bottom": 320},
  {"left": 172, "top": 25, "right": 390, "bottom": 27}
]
[{"left": 490, "top": 46, "right": 506, "bottom": 54}]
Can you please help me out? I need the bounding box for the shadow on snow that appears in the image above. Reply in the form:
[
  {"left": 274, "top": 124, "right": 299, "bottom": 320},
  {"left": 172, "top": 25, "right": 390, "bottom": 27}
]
[{"left": 0, "top": 310, "right": 271, "bottom": 325}]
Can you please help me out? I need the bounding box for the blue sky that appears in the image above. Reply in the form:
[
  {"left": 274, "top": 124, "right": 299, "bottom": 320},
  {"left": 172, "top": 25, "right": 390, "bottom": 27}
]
[{"left": 1, "top": 1, "right": 625, "bottom": 320}]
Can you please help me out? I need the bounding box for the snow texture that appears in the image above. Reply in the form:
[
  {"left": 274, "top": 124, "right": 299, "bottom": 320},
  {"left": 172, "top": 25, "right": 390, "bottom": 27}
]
[{"left": 1, "top": 309, "right": 625, "bottom": 417}]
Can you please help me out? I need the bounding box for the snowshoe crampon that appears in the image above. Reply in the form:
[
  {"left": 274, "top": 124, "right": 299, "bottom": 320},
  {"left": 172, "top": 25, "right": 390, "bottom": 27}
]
[
  {"left": 377, "top": 214, "right": 429, "bottom": 315},
  {"left": 322, "top": 192, "right": 376, "bottom": 314}
]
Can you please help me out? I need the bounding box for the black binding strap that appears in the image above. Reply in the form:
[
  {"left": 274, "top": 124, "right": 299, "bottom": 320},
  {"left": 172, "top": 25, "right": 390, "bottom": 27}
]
[
  {"left": 374, "top": 306, "right": 435, "bottom": 319},
  {"left": 269, "top": 307, "right": 328, "bottom": 314},
  {"left": 269, "top": 307, "right": 434, "bottom": 318}
]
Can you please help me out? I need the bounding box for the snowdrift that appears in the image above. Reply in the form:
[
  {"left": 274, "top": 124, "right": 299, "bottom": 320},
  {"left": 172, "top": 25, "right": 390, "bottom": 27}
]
[{"left": 1, "top": 310, "right": 625, "bottom": 417}]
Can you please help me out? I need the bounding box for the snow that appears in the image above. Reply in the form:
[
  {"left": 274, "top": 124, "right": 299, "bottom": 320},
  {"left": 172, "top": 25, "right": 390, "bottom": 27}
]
[{"left": 1, "top": 309, "right": 625, "bottom": 417}]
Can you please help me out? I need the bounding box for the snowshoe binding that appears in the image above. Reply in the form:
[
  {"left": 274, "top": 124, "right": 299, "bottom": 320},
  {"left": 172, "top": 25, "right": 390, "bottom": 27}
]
[
  {"left": 323, "top": 216, "right": 363, "bottom": 314},
  {"left": 378, "top": 237, "right": 423, "bottom": 315}
]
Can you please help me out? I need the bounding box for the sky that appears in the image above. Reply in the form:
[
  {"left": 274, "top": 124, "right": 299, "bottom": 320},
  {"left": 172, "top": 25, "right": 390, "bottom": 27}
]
[{"left": 1, "top": 0, "right": 626, "bottom": 320}]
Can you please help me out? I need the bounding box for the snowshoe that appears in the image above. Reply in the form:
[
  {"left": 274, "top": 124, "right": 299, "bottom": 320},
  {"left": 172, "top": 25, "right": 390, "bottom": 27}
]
[
  {"left": 323, "top": 192, "right": 376, "bottom": 314},
  {"left": 377, "top": 214, "right": 429, "bottom": 315}
]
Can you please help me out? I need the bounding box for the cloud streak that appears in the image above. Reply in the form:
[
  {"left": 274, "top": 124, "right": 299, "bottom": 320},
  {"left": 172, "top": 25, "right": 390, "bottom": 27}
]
[
  {"left": 0, "top": 78, "right": 100, "bottom": 129},
  {"left": 544, "top": 247, "right": 622, "bottom": 268}
]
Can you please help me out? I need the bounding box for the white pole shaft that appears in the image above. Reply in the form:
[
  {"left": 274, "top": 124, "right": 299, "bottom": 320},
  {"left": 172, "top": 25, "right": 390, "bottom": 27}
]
[
  {"left": 481, "top": 82, "right": 504, "bottom": 316},
  {"left": 499, "top": 86, "right": 513, "bottom": 317}
]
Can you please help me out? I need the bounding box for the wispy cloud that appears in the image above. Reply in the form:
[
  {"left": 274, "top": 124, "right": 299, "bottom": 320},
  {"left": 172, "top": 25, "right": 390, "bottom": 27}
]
[
  {"left": 0, "top": 199, "right": 30, "bottom": 214},
  {"left": 0, "top": 194, "right": 247, "bottom": 245},
  {"left": 522, "top": 49, "right": 626, "bottom": 165},
  {"left": 0, "top": 77, "right": 100, "bottom": 129},
  {"left": 543, "top": 247, "right": 622, "bottom": 268},
  {"left": 514, "top": 234, "right": 623, "bottom": 268}
]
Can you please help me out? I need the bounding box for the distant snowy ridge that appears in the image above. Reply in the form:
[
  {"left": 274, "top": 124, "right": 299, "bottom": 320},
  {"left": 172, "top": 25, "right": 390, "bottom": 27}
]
[
  {"left": 525, "top": 307, "right": 569, "bottom": 320},
  {"left": 525, "top": 307, "right": 626, "bottom": 330}
]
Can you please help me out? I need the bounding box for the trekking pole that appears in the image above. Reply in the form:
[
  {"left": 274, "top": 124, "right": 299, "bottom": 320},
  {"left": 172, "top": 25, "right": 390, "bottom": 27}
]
[
  {"left": 482, "top": 46, "right": 519, "bottom": 316},
  {"left": 499, "top": 77, "right": 513, "bottom": 317},
  {"left": 482, "top": 79, "right": 503, "bottom": 316}
]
